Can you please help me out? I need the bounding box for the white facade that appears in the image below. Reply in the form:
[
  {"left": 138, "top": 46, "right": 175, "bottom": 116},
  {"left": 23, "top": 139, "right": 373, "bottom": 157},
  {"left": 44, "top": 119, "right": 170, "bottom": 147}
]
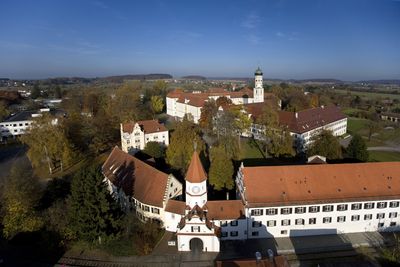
[
  {"left": 185, "top": 180, "right": 208, "bottom": 207},
  {"left": 120, "top": 121, "right": 169, "bottom": 153},
  {"left": 166, "top": 68, "right": 265, "bottom": 123},
  {"left": 0, "top": 108, "right": 59, "bottom": 140}
]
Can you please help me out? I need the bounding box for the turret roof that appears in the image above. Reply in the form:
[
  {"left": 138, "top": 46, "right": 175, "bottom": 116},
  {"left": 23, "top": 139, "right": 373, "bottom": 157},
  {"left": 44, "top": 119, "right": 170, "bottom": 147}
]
[
  {"left": 255, "top": 67, "right": 263, "bottom": 75},
  {"left": 185, "top": 151, "right": 207, "bottom": 183}
]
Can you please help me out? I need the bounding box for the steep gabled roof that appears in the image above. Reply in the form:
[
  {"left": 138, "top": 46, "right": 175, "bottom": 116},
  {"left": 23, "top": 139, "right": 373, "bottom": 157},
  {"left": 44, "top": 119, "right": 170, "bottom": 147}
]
[
  {"left": 121, "top": 120, "right": 167, "bottom": 134},
  {"left": 242, "top": 162, "right": 400, "bottom": 207},
  {"left": 102, "top": 146, "right": 169, "bottom": 207},
  {"left": 185, "top": 151, "right": 207, "bottom": 183}
]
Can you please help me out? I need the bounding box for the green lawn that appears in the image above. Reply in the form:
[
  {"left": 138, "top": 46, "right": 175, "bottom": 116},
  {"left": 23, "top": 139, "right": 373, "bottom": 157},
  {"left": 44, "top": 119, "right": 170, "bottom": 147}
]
[
  {"left": 347, "top": 117, "right": 369, "bottom": 135},
  {"left": 240, "top": 138, "right": 265, "bottom": 159},
  {"left": 368, "top": 151, "right": 400, "bottom": 162}
]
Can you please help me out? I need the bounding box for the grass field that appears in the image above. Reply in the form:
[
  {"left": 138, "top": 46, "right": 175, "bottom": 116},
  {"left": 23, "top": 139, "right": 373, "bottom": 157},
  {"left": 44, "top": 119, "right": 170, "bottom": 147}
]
[
  {"left": 368, "top": 151, "right": 400, "bottom": 162},
  {"left": 334, "top": 89, "right": 400, "bottom": 101},
  {"left": 240, "top": 138, "right": 265, "bottom": 159}
]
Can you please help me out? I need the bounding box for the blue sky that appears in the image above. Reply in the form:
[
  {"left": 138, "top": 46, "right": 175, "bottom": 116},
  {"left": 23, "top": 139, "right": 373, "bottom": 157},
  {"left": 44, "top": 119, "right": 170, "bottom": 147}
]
[{"left": 0, "top": 0, "right": 399, "bottom": 80}]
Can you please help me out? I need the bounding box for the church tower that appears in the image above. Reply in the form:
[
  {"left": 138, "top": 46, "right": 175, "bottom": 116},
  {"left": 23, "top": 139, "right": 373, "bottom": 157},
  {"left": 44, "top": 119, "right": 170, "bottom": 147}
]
[
  {"left": 185, "top": 151, "right": 208, "bottom": 208},
  {"left": 253, "top": 67, "right": 264, "bottom": 103}
]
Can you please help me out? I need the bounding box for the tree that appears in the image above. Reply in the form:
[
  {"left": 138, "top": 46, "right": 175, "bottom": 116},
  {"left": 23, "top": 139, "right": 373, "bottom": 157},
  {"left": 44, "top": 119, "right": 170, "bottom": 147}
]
[
  {"left": 346, "top": 134, "right": 369, "bottom": 162},
  {"left": 216, "top": 96, "right": 232, "bottom": 107},
  {"left": 111, "top": 82, "right": 142, "bottom": 122},
  {"left": 214, "top": 108, "right": 241, "bottom": 159},
  {"left": 54, "top": 85, "right": 62, "bottom": 99},
  {"left": 308, "top": 130, "right": 342, "bottom": 160},
  {"left": 166, "top": 118, "right": 205, "bottom": 173},
  {"left": 144, "top": 141, "right": 165, "bottom": 159},
  {"left": 229, "top": 105, "right": 252, "bottom": 149},
  {"left": 208, "top": 145, "right": 234, "bottom": 199},
  {"left": 67, "top": 165, "right": 124, "bottom": 243},
  {"left": 31, "top": 82, "right": 41, "bottom": 99},
  {"left": 199, "top": 99, "right": 218, "bottom": 132},
  {"left": 1, "top": 162, "right": 43, "bottom": 239},
  {"left": 267, "top": 130, "right": 295, "bottom": 158},
  {"left": 366, "top": 120, "right": 381, "bottom": 141},
  {"left": 0, "top": 101, "right": 10, "bottom": 121},
  {"left": 20, "top": 114, "right": 77, "bottom": 173},
  {"left": 150, "top": 95, "right": 164, "bottom": 116}
]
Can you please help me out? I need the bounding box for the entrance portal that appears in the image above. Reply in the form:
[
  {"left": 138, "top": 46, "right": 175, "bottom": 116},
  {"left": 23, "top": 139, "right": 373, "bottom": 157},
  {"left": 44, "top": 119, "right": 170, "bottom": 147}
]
[{"left": 189, "top": 238, "right": 203, "bottom": 252}]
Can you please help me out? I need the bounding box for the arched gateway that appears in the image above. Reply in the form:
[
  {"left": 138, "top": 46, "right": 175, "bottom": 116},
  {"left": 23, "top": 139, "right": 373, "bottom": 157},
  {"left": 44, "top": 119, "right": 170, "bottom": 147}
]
[{"left": 189, "top": 238, "right": 203, "bottom": 252}]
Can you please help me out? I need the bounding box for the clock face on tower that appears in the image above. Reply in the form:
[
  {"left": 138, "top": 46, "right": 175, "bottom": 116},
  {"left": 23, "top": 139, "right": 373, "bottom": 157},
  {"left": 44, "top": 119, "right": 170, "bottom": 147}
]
[{"left": 192, "top": 186, "right": 200, "bottom": 194}]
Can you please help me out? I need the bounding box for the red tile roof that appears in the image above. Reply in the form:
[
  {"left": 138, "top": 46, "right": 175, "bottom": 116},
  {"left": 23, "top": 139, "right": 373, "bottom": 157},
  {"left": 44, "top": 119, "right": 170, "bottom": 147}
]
[
  {"left": 102, "top": 147, "right": 169, "bottom": 207},
  {"left": 205, "top": 200, "right": 245, "bottom": 220},
  {"left": 185, "top": 151, "right": 207, "bottom": 183},
  {"left": 242, "top": 162, "right": 400, "bottom": 207},
  {"left": 165, "top": 200, "right": 187, "bottom": 215},
  {"left": 278, "top": 105, "right": 346, "bottom": 134},
  {"left": 122, "top": 120, "right": 167, "bottom": 134}
]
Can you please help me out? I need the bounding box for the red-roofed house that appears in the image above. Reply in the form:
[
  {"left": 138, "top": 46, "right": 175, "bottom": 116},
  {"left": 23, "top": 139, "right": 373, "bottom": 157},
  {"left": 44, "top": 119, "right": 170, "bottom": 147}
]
[{"left": 120, "top": 119, "right": 169, "bottom": 153}]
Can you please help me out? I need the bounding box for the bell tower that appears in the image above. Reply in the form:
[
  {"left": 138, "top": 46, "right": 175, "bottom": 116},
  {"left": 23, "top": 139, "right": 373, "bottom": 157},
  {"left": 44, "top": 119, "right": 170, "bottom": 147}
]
[
  {"left": 185, "top": 151, "right": 208, "bottom": 208},
  {"left": 253, "top": 67, "right": 264, "bottom": 103}
]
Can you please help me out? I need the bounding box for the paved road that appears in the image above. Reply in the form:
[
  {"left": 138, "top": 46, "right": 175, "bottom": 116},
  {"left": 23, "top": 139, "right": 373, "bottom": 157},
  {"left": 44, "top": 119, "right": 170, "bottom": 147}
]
[{"left": 367, "top": 146, "right": 400, "bottom": 152}]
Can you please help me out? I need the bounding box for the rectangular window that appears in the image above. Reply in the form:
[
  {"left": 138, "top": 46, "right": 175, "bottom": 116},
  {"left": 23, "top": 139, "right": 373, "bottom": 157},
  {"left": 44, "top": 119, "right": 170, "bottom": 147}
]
[
  {"left": 364, "top": 203, "right": 375, "bottom": 209},
  {"left": 322, "top": 205, "right": 334, "bottom": 212},
  {"left": 230, "top": 231, "right": 238, "bottom": 237},
  {"left": 378, "top": 222, "right": 384, "bottom": 228},
  {"left": 281, "top": 219, "right": 290, "bottom": 226},
  {"left": 252, "top": 221, "right": 262, "bottom": 228},
  {"left": 151, "top": 208, "right": 160, "bottom": 214},
  {"left": 230, "top": 221, "right": 238, "bottom": 227},
  {"left": 309, "top": 218, "right": 317, "bottom": 225},
  {"left": 351, "top": 215, "right": 360, "bottom": 221},
  {"left": 351, "top": 203, "right": 362, "bottom": 210},
  {"left": 337, "top": 204, "right": 348, "bottom": 211},
  {"left": 251, "top": 209, "right": 263, "bottom": 216},
  {"left": 281, "top": 230, "right": 288, "bottom": 235},
  {"left": 377, "top": 213, "right": 385, "bottom": 219},
  {"left": 252, "top": 231, "right": 259, "bottom": 236},
  {"left": 295, "top": 218, "right": 305, "bottom": 225},
  {"left": 295, "top": 207, "right": 306, "bottom": 214},
  {"left": 323, "top": 217, "right": 332, "bottom": 224},
  {"left": 377, "top": 202, "right": 387, "bottom": 209},
  {"left": 389, "top": 212, "right": 398, "bottom": 219},
  {"left": 309, "top": 206, "right": 320, "bottom": 213},
  {"left": 337, "top": 216, "right": 346, "bottom": 223},
  {"left": 220, "top": 221, "right": 228, "bottom": 227},
  {"left": 144, "top": 206, "right": 150, "bottom": 212},
  {"left": 281, "top": 208, "right": 292, "bottom": 215},
  {"left": 364, "top": 214, "right": 373, "bottom": 220},
  {"left": 390, "top": 201, "right": 399, "bottom": 208},
  {"left": 191, "top": 226, "right": 200, "bottom": 232},
  {"left": 267, "top": 220, "right": 276, "bottom": 227},
  {"left": 221, "top": 232, "right": 228, "bottom": 237},
  {"left": 266, "top": 208, "right": 278, "bottom": 215},
  {"left": 390, "top": 222, "right": 397, "bottom": 227}
]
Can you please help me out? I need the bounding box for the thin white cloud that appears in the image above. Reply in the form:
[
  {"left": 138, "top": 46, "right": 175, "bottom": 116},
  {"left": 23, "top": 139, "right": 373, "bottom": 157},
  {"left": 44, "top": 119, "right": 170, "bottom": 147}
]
[
  {"left": 241, "top": 13, "right": 260, "bottom": 29},
  {"left": 92, "top": 1, "right": 109, "bottom": 9},
  {"left": 247, "top": 34, "right": 261, "bottom": 45},
  {"left": 276, "top": 31, "right": 300, "bottom": 41},
  {"left": 276, "top": 31, "right": 285, "bottom": 38}
]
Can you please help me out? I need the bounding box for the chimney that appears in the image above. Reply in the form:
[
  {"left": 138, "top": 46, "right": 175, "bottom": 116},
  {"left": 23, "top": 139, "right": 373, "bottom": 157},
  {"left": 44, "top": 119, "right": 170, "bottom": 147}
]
[{"left": 295, "top": 112, "right": 298, "bottom": 119}]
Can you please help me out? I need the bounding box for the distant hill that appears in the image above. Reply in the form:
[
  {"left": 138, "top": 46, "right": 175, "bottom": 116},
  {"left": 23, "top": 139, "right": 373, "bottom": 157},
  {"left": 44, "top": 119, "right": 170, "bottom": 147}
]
[
  {"left": 101, "top": 74, "right": 172, "bottom": 83},
  {"left": 181, "top": 75, "right": 207, "bottom": 80}
]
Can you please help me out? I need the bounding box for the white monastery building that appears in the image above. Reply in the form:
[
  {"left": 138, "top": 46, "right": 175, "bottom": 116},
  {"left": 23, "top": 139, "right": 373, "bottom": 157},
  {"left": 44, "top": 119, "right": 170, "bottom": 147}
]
[
  {"left": 103, "top": 147, "right": 400, "bottom": 253},
  {"left": 0, "top": 108, "right": 64, "bottom": 141},
  {"left": 166, "top": 68, "right": 267, "bottom": 123},
  {"left": 120, "top": 120, "right": 169, "bottom": 153},
  {"left": 248, "top": 105, "right": 347, "bottom": 149}
]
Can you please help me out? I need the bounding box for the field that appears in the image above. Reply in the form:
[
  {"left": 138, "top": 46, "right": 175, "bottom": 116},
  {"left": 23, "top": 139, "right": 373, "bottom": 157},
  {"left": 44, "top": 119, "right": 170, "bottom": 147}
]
[{"left": 334, "top": 89, "right": 400, "bottom": 101}]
